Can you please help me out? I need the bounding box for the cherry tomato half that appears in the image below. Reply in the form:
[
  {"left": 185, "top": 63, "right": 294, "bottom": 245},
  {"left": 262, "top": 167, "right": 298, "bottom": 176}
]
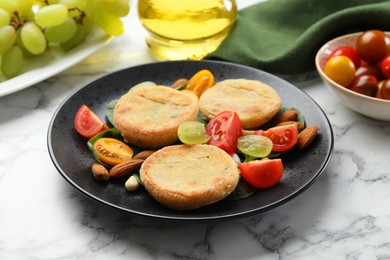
[
  {"left": 356, "top": 30, "right": 390, "bottom": 64},
  {"left": 93, "top": 138, "right": 133, "bottom": 166},
  {"left": 325, "top": 56, "right": 356, "bottom": 87},
  {"left": 238, "top": 159, "right": 284, "bottom": 189},
  {"left": 328, "top": 46, "right": 361, "bottom": 68},
  {"left": 256, "top": 125, "right": 299, "bottom": 153},
  {"left": 74, "top": 105, "right": 109, "bottom": 139},
  {"left": 381, "top": 54, "right": 390, "bottom": 79},
  {"left": 206, "top": 111, "right": 242, "bottom": 154},
  {"left": 186, "top": 69, "right": 215, "bottom": 97}
]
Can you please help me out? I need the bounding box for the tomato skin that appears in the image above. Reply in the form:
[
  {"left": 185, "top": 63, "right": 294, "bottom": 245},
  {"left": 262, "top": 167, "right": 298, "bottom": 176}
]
[
  {"left": 206, "top": 111, "right": 242, "bottom": 154},
  {"left": 380, "top": 79, "right": 390, "bottom": 100},
  {"left": 186, "top": 69, "right": 215, "bottom": 97},
  {"left": 381, "top": 54, "right": 390, "bottom": 79},
  {"left": 325, "top": 56, "right": 356, "bottom": 87},
  {"left": 356, "top": 30, "right": 390, "bottom": 64},
  {"left": 328, "top": 46, "right": 361, "bottom": 68},
  {"left": 238, "top": 159, "right": 284, "bottom": 189},
  {"left": 355, "top": 63, "right": 385, "bottom": 82},
  {"left": 349, "top": 75, "right": 378, "bottom": 97},
  {"left": 93, "top": 138, "right": 133, "bottom": 166},
  {"left": 256, "top": 125, "right": 299, "bottom": 153},
  {"left": 74, "top": 105, "right": 109, "bottom": 139}
]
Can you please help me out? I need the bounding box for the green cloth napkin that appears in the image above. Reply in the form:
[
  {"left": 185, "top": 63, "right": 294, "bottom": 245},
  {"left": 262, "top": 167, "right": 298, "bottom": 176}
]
[{"left": 207, "top": 0, "right": 390, "bottom": 75}]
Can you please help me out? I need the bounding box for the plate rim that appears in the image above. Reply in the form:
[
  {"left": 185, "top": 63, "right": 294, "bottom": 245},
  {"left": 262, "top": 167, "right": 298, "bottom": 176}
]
[{"left": 47, "top": 60, "right": 334, "bottom": 221}]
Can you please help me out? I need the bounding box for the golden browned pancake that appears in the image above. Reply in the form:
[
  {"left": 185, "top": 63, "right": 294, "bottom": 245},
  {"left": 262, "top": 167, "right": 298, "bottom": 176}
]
[
  {"left": 140, "top": 144, "right": 239, "bottom": 210},
  {"left": 199, "top": 79, "right": 282, "bottom": 129},
  {"left": 114, "top": 85, "right": 199, "bottom": 149}
]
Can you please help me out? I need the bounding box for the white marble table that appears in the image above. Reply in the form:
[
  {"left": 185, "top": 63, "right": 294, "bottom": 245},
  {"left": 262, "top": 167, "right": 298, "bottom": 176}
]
[{"left": 1, "top": 1, "right": 390, "bottom": 259}]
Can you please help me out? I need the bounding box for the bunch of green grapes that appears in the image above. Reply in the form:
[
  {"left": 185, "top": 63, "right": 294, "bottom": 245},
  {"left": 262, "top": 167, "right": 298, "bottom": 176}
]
[{"left": 0, "top": 0, "right": 130, "bottom": 78}]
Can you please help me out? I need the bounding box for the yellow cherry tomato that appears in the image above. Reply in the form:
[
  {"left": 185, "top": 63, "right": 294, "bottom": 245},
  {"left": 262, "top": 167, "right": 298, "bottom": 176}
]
[
  {"left": 185, "top": 69, "right": 215, "bottom": 97},
  {"left": 325, "top": 56, "right": 356, "bottom": 87},
  {"left": 93, "top": 138, "right": 133, "bottom": 166}
]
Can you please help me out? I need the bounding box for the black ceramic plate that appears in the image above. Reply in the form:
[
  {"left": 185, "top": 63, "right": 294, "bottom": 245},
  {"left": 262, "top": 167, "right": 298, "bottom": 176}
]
[{"left": 48, "top": 60, "right": 333, "bottom": 221}]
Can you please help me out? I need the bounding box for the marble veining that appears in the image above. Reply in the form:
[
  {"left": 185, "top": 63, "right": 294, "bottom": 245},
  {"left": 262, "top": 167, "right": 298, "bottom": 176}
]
[{"left": 1, "top": 1, "right": 390, "bottom": 259}]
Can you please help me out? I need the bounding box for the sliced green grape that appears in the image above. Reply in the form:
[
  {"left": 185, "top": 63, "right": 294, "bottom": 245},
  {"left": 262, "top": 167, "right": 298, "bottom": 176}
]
[
  {"left": 0, "top": 0, "right": 18, "bottom": 14},
  {"left": 177, "top": 121, "right": 210, "bottom": 145},
  {"left": 21, "top": 22, "right": 46, "bottom": 55},
  {"left": 102, "top": 0, "right": 130, "bottom": 17},
  {"left": 1, "top": 45, "right": 23, "bottom": 78},
  {"left": 45, "top": 17, "right": 77, "bottom": 43},
  {"left": 85, "top": 0, "right": 124, "bottom": 36},
  {"left": 0, "top": 25, "right": 16, "bottom": 53},
  {"left": 35, "top": 4, "right": 68, "bottom": 28},
  {"left": 237, "top": 135, "right": 273, "bottom": 158},
  {"left": 0, "top": 9, "right": 11, "bottom": 26}
]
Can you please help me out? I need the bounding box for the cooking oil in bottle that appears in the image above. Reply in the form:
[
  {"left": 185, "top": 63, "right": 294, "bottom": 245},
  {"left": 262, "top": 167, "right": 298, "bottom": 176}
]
[{"left": 138, "top": 0, "right": 237, "bottom": 60}]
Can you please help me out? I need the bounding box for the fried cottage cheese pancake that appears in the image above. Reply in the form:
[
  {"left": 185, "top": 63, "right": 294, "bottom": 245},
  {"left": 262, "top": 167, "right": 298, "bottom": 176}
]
[
  {"left": 199, "top": 79, "right": 282, "bottom": 129},
  {"left": 114, "top": 85, "right": 199, "bottom": 149},
  {"left": 140, "top": 144, "right": 240, "bottom": 210}
]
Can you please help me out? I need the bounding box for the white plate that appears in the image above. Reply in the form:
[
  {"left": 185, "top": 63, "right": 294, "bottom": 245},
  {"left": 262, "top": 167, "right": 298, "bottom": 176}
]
[{"left": 0, "top": 29, "right": 112, "bottom": 97}]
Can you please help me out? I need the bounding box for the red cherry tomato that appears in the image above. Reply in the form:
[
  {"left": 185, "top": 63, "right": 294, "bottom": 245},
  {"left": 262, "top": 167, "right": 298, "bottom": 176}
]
[
  {"left": 206, "top": 111, "right": 243, "bottom": 154},
  {"left": 255, "top": 125, "right": 299, "bottom": 153},
  {"left": 74, "top": 105, "right": 109, "bottom": 138},
  {"left": 349, "top": 75, "right": 378, "bottom": 97},
  {"left": 355, "top": 63, "right": 385, "bottom": 81},
  {"left": 238, "top": 159, "right": 284, "bottom": 189},
  {"left": 325, "top": 56, "right": 356, "bottom": 87},
  {"left": 380, "top": 79, "right": 390, "bottom": 100},
  {"left": 381, "top": 54, "right": 390, "bottom": 79},
  {"left": 328, "top": 46, "right": 361, "bottom": 68},
  {"left": 356, "top": 30, "right": 390, "bottom": 64}
]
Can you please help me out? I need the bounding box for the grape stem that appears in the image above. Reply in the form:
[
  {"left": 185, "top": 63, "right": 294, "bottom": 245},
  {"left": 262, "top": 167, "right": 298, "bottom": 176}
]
[
  {"left": 68, "top": 7, "right": 87, "bottom": 25},
  {"left": 10, "top": 12, "right": 24, "bottom": 30}
]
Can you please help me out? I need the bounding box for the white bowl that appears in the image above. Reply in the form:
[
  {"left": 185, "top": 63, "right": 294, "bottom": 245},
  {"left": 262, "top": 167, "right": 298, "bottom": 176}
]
[{"left": 315, "top": 32, "right": 390, "bottom": 121}]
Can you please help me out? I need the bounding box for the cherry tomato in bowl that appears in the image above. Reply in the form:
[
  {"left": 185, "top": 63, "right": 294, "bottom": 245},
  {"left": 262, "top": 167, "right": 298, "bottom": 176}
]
[
  {"left": 349, "top": 75, "right": 378, "bottom": 97},
  {"left": 328, "top": 46, "right": 361, "bottom": 68},
  {"left": 324, "top": 56, "right": 356, "bottom": 87},
  {"left": 356, "top": 30, "right": 390, "bottom": 64},
  {"left": 381, "top": 54, "right": 390, "bottom": 79},
  {"left": 206, "top": 111, "right": 242, "bottom": 154},
  {"left": 380, "top": 80, "right": 390, "bottom": 100},
  {"left": 74, "top": 105, "right": 109, "bottom": 138},
  {"left": 238, "top": 159, "right": 284, "bottom": 189},
  {"left": 355, "top": 63, "right": 385, "bottom": 82}
]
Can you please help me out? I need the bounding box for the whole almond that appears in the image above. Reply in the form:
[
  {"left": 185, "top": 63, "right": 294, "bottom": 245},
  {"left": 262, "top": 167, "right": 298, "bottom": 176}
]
[
  {"left": 109, "top": 159, "right": 144, "bottom": 179},
  {"left": 273, "top": 110, "right": 299, "bottom": 125},
  {"left": 298, "top": 125, "right": 318, "bottom": 150},
  {"left": 92, "top": 162, "right": 110, "bottom": 181},
  {"left": 133, "top": 150, "right": 155, "bottom": 160},
  {"left": 277, "top": 121, "right": 305, "bottom": 132}
]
